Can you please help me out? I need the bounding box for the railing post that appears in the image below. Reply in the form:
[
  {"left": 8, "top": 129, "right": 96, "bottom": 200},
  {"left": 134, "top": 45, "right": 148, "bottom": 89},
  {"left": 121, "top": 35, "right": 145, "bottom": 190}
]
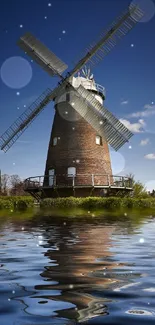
[
  {"left": 92, "top": 174, "right": 94, "bottom": 186},
  {"left": 108, "top": 175, "right": 111, "bottom": 186}
]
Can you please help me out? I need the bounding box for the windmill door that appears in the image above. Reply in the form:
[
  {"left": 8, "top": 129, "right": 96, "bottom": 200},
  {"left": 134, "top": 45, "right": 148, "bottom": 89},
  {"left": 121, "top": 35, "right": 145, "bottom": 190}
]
[{"left": 49, "top": 169, "right": 55, "bottom": 186}]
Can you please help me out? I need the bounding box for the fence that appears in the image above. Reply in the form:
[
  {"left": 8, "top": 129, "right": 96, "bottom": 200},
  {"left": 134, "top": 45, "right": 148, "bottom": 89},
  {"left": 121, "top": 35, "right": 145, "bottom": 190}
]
[{"left": 24, "top": 174, "right": 132, "bottom": 190}]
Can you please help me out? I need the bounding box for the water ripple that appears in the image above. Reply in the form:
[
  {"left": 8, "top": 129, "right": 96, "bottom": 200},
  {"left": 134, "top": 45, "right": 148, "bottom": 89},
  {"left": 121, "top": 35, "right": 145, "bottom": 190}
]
[{"left": 0, "top": 214, "right": 155, "bottom": 324}]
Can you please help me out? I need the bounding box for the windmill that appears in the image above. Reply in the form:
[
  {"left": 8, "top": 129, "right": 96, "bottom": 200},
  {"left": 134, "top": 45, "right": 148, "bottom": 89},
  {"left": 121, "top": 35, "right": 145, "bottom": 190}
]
[{"left": 0, "top": 4, "right": 144, "bottom": 199}]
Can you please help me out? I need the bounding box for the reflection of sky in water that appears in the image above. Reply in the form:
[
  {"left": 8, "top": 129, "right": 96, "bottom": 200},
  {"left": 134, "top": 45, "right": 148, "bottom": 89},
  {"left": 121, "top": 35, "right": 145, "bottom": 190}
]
[
  {"left": 0, "top": 215, "right": 155, "bottom": 324},
  {"left": 20, "top": 295, "right": 75, "bottom": 317},
  {"left": 110, "top": 220, "right": 155, "bottom": 268}
]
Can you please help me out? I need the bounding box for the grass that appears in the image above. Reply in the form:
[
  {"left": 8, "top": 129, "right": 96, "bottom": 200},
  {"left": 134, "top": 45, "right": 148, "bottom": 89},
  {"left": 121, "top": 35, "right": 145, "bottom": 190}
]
[
  {"left": 0, "top": 196, "right": 34, "bottom": 210},
  {"left": 0, "top": 196, "right": 155, "bottom": 212},
  {"left": 40, "top": 196, "right": 155, "bottom": 210}
]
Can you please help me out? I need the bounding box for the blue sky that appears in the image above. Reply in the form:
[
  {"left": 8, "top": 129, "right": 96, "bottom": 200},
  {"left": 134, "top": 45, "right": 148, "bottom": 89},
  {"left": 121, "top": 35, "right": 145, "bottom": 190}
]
[{"left": 0, "top": 0, "right": 155, "bottom": 190}]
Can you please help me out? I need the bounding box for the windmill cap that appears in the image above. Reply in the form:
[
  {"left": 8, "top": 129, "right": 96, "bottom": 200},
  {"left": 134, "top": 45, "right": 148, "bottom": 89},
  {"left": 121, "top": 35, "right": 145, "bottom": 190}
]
[{"left": 72, "top": 76, "right": 106, "bottom": 99}]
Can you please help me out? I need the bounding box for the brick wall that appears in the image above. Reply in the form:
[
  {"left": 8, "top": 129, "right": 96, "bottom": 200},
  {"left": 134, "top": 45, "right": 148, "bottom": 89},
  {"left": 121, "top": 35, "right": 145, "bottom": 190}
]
[{"left": 44, "top": 101, "right": 113, "bottom": 190}]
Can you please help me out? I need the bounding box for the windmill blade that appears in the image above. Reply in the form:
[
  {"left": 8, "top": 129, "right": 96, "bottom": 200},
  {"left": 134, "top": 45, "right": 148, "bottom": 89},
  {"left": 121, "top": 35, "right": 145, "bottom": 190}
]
[
  {"left": 69, "top": 5, "right": 144, "bottom": 76},
  {"left": 82, "top": 68, "right": 86, "bottom": 77},
  {"left": 0, "top": 87, "right": 62, "bottom": 152},
  {"left": 69, "top": 85, "right": 133, "bottom": 151},
  {"left": 18, "top": 32, "right": 68, "bottom": 76}
]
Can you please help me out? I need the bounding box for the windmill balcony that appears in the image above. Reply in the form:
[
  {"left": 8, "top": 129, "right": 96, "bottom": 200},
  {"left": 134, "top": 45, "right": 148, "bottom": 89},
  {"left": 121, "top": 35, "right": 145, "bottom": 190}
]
[
  {"left": 24, "top": 174, "right": 133, "bottom": 200},
  {"left": 88, "top": 82, "right": 106, "bottom": 99}
]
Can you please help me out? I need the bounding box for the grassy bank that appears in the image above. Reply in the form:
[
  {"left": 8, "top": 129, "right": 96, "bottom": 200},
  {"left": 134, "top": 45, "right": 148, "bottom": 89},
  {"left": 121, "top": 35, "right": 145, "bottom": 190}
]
[
  {"left": 0, "top": 196, "right": 34, "bottom": 210},
  {"left": 41, "top": 197, "right": 155, "bottom": 210},
  {"left": 0, "top": 196, "right": 155, "bottom": 211}
]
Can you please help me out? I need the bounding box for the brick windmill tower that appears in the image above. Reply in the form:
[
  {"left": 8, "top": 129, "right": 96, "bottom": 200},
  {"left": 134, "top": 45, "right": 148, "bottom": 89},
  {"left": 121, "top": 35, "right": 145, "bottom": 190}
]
[
  {"left": 43, "top": 67, "right": 113, "bottom": 197},
  {"left": 0, "top": 4, "right": 144, "bottom": 199}
]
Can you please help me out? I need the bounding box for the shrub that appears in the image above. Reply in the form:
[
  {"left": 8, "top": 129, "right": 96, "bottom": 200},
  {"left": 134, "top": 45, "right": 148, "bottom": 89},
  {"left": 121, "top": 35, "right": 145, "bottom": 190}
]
[
  {"left": 0, "top": 196, "right": 155, "bottom": 211},
  {"left": 0, "top": 196, "right": 34, "bottom": 210},
  {"left": 41, "top": 197, "right": 155, "bottom": 210},
  {"left": 0, "top": 198, "right": 13, "bottom": 209}
]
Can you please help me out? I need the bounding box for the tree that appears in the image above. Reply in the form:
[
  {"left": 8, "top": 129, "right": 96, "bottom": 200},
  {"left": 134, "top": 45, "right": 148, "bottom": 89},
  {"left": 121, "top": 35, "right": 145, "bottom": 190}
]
[
  {"left": 150, "top": 189, "right": 155, "bottom": 197},
  {"left": 0, "top": 173, "right": 27, "bottom": 196},
  {"left": 9, "top": 174, "right": 25, "bottom": 196},
  {"left": 0, "top": 174, "right": 10, "bottom": 195},
  {"left": 127, "top": 173, "right": 148, "bottom": 198}
]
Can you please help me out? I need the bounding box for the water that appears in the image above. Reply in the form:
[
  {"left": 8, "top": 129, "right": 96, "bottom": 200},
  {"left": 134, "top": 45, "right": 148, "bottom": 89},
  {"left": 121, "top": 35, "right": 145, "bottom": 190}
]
[{"left": 0, "top": 211, "right": 155, "bottom": 324}]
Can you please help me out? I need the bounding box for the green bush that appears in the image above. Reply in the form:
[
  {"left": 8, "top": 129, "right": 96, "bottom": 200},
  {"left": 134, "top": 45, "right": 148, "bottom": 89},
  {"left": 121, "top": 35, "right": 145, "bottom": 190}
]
[
  {"left": 0, "top": 196, "right": 34, "bottom": 210},
  {"left": 0, "top": 198, "right": 13, "bottom": 209},
  {"left": 78, "top": 197, "right": 122, "bottom": 209},
  {"left": 41, "top": 197, "right": 155, "bottom": 210},
  {"left": 0, "top": 196, "right": 155, "bottom": 211},
  {"left": 41, "top": 197, "right": 81, "bottom": 208},
  {"left": 122, "top": 198, "right": 155, "bottom": 209}
]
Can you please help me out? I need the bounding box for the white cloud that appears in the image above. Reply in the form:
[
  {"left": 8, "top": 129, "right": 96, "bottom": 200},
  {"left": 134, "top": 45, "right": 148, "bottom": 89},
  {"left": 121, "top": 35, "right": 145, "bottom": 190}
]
[
  {"left": 121, "top": 100, "right": 129, "bottom": 105},
  {"left": 144, "top": 153, "right": 155, "bottom": 160},
  {"left": 144, "top": 104, "right": 155, "bottom": 109},
  {"left": 128, "top": 104, "right": 155, "bottom": 118},
  {"left": 129, "top": 110, "right": 155, "bottom": 118},
  {"left": 140, "top": 138, "right": 149, "bottom": 146},
  {"left": 119, "top": 118, "right": 145, "bottom": 133}
]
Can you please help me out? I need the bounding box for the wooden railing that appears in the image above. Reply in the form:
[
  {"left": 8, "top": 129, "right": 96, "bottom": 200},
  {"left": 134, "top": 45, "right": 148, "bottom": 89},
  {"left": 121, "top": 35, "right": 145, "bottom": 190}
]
[{"left": 24, "top": 174, "right": 133, "bottom": 190}]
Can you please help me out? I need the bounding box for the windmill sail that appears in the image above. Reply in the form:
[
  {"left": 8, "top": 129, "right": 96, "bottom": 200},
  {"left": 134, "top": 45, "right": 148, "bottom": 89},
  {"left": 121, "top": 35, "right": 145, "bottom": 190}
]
[
  {"left": 0, "top": 89, "right": 54, "bottom": 152},
  {"left": 69, "top": 5, "right": 144, "bottom": 76},
  {"left": 0, "top": 3, "right": 144, "bottom": 154},
  {"left": 69, "top": 85, "right": 133, "bottom": 151},
  {"left": 18, "top": 32, "right": 68, "bottom": 76},
  {"left": 0, "top": 81, "right": 67, "bottom": 152}
]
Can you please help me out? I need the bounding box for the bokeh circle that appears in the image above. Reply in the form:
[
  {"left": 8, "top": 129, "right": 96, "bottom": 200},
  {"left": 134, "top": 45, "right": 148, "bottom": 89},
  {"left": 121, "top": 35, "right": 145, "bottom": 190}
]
[
  {"left": 56, "top": 90, "right": 88, "bottom": 122},
  {"left": 110, "top": 150, "right": 126, "bottom": 175},
  {"left": 129, "top": 0, "right": 155, "bottom": 23},
  {"left": 1, "top": 56, "right": 32, "bottom": 89}
]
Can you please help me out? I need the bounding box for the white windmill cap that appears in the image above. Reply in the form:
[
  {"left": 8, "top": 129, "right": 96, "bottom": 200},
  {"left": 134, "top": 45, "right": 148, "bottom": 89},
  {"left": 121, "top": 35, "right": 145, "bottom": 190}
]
[{"left": 72, "top": 75, "right": 98, "bottom": 92}]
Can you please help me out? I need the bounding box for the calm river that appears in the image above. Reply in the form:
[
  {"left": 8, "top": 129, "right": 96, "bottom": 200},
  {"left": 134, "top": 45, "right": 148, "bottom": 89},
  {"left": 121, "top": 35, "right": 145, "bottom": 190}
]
[{"left": 0, "top": 211, "right": 155, "bottom": 324}]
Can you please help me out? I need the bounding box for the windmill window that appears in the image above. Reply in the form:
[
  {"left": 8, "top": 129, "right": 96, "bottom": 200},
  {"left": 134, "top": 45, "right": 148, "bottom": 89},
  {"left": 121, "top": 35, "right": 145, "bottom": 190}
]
[
  {"left": 96, "top": 135, "right": 102, "bottom": 145},
  {"left": 53, "top": 137, "right": 58, "bottom": 146},
  {"left": 66, "top": 93, "right": 70, "bottom": 102},
  {"left": 67, "top": 167, "right": 76, "bottom": 177},
  {"left": 49, "top": 169, "right": 55, "bottom": 186}
]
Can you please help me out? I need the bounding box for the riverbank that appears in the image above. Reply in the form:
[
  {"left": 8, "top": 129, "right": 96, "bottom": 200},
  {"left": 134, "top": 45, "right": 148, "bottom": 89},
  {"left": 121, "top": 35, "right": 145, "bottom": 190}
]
[
  {"left": 0, "top": 196, "right": 155, "bottom": 211},
  {"left": 41, "top": 197, "right": 155, "bottom": 209},
  {"left": 0, "top": 196, "right": 34, "bottom": 210}
]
